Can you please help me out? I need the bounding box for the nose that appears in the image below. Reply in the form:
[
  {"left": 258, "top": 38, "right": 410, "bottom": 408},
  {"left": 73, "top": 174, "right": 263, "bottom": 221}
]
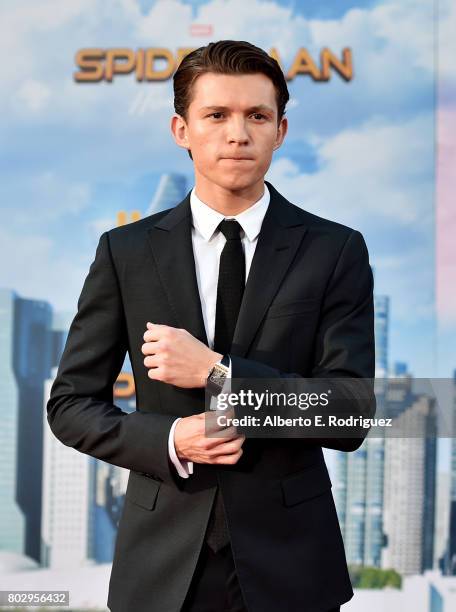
[{"left": 226, "top": 116, "right": 250, "bottom": 145}]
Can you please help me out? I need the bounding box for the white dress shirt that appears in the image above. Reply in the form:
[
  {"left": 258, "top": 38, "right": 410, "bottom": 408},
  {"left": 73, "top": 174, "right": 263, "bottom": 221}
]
[{"left": 167, "top": 183, "right": 270, "bottom": 477}]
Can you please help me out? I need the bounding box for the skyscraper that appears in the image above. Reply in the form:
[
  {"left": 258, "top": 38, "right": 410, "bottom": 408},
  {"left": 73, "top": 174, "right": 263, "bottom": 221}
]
[
  {"left": 146, "top": 173, "right": 188, "bottom": 215},
  {"left": 382, "top": 392, "right": 437, "bottom": 575},
  {"left": 0, "top": 289, "right": 26, "bottom": 556},
  {"left": 334, "top": 289, "right": 390, "bottom": 567},
  {"left": 0, "top": 288, "right": 56, "bottom": 563},
  {"left": 335, "top": 436, "right": 385, "bottom": 567},
  {"left": 374, "top": 294, "right": 389, "bottom": 378},
  {"left": 42, "top": 311, "right": 135, "bottom": 568},
  {"left": 41, "top": 368, "right": 92, "bottom": 568},
  {"left": 441, "top": 370, "right": 456, "bottom": 575}
]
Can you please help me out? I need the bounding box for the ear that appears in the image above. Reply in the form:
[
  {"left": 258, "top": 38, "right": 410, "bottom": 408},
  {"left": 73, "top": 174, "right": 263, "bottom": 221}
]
[
  {"left": 273, "top": 116, "right": 288, "bottom": 151},
  {"left": 170, "top": 114, "right": 190, "bottom": 152}
]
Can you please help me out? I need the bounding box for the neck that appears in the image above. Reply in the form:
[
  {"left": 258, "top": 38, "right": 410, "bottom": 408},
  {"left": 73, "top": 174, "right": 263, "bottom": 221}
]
[{"left": 194, "top": 175, "right": 265, "bottom": 216}]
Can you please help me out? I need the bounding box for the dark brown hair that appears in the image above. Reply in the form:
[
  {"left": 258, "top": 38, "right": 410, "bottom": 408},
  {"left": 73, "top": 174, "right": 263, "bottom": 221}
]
[{"left": 173, "top": 40, "right": 289, "bottom": 160}]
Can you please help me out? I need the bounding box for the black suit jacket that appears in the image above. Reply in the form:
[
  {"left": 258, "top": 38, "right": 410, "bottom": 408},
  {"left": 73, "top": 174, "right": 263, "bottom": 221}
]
[{"left": 47, "top": 180, "right": 375, "bottom": 612}]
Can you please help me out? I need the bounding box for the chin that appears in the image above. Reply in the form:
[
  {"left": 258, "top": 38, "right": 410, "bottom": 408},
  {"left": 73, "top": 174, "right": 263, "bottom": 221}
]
[{"left": 217, "top": 173, "right": 259, "bottom": 192}]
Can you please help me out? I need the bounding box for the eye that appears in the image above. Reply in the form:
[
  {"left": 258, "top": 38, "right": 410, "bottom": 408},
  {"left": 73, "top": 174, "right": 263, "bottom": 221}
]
[
  {"left": 251, "top": 113, "right": 266, "bottom": 120},
  {"left": 209, "top": 112, "right": 224, "bottom": 119}
]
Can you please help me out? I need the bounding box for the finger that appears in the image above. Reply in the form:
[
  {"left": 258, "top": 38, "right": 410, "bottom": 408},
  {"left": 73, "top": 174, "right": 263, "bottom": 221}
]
[
  {"left": 144, "top": 354, "right": 160, "bottom": 368},
  {"left": 147, "top": 366, "right": 166, "bottom": 382},
  {"left": 143, "top": 329, "right": 161, "bottom": 342},
  {"left": 147, "top": 322, "right": 176, "bottom": 334},
  {"left": 203, "top": 418, "right": 240, "bottom": 441},
  {"left": 205, "top": 434, "right": 245, "bottom": 453},
  {"left": 209, "top": 438, "right": 244, "bottom": 456},
  {"left": 204, "top": 415, "right": 238, "bottom": 438},
  {"left": 205, "top": 435, "right": 242, "bottom": 452},
  {"left": 213, "top": 449, "right": 243, "bottom": 465},
  {"left": 141, "top": 341, "right": 159, "bottom": 355}
]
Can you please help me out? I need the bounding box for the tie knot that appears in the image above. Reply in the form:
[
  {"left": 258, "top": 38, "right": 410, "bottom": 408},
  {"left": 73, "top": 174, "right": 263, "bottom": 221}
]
[{"left": 218, "top": 219, "right": 242, "bottom": 241}]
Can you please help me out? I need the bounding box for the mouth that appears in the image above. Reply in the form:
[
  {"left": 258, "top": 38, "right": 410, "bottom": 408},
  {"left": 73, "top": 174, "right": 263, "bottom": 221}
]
[{"left": 221, "top": 157, "right": 254, "bottom": 161}]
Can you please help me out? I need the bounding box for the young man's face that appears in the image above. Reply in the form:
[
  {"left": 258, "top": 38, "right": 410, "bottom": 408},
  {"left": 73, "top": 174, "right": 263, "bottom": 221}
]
[{"left": 172, "top": 72, "right": 287, "bottom": 193}]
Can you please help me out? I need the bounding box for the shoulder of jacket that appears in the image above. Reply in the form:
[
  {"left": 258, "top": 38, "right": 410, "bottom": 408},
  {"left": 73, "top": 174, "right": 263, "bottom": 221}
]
[
  {"left": 101, "top": 207, "right": 175, "bottom": 250},
  {"left": 284, "top": 199, "right": 359, "bottom": 241}
]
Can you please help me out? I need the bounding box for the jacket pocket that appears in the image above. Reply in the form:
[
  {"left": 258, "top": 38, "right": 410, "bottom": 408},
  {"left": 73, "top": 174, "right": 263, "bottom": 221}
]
[
  {"left": 267, "top": 298, "right": 319, "bottom": 319},
  {"left": 125, "top": 471, "right": 161, "bottom": 511},
  {"left": 280, "top": 462, "right": 332, "bottom": 507}
]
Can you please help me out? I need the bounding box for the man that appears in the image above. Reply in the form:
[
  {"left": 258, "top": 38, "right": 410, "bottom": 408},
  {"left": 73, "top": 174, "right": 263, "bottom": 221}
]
[{"left": 47, "top": 40, "right": 375, "bottom": 612}]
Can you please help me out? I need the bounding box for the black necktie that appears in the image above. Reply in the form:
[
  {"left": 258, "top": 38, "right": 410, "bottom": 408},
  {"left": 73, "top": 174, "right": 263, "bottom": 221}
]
[{"left": 205, "top": 219, "right": 245, "bottom": 553}]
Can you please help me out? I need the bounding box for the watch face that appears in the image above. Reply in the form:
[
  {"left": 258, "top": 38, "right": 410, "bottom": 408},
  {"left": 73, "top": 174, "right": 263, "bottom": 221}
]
[
  {"left": 207, "top": 364, "right": 227, "bottom": 396},
  {"left": 212, "top": 364, "right": 227, "bottom": 378},
  {"left": 210, "top": 371, "right": 224, "bottom": 384}
]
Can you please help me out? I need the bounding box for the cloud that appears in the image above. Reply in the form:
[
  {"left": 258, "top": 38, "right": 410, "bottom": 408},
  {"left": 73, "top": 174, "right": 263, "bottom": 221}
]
[
  {"left": 438, "top": 0, "right": 456, "bottom": 86},
  {"left": 0, "top": 0, "right": 434, "bottom": 197},
  {"left": 15, "top": 79, "right": 51, "bottom": 113},
  {"left": 0, "top": 0, "right": 438, "bottom": 375},
  {"left": 267, "top": 111, "right": 434, "bottom": 231},
  {"left": 0, "top": 0, "right": 434, "bottom": 125},
  {"left": 308, "top": 0, "right": 433, "bottom": 72},
  {"left": 0, "top": 226, "right": 90, "bottom": 313},
  {"left": 0, "top": 171, "right": 92, "bottom": 227},
  {"left": 265, "top": 111, "right": 435, "bottom": 375},
  {"left": 87, "top": 217, "right": 118, "bottom": 240}
]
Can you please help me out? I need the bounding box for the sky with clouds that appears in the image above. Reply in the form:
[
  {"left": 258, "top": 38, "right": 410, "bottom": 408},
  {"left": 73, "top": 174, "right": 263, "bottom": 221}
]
[{"left": 0, "top": 0, "right": 453, "bottom": 380}]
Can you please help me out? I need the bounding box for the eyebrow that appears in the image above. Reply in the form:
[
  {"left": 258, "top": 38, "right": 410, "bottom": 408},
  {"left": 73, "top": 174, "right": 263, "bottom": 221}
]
[{"left": 199, "top": 104, "right": 275, "bottom": 114}]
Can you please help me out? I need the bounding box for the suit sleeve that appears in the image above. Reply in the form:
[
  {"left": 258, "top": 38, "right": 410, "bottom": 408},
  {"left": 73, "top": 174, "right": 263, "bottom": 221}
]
[
  {"left": 47, "top": 231, "right": 178, "bottom": 483},
  {"left": 229, "top": 229, "right": 376, "bottom": 452}
]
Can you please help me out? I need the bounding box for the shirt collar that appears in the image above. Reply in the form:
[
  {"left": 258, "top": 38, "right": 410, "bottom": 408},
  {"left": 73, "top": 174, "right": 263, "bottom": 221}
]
[{"left": 190, "top": 183, "right": 270, "bottom": 243}]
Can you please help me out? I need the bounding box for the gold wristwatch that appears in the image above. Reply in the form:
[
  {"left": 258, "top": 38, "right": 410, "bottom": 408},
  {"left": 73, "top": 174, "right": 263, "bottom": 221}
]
[{"left": 206, "top": 354, "right": 230, "bottom": 396}]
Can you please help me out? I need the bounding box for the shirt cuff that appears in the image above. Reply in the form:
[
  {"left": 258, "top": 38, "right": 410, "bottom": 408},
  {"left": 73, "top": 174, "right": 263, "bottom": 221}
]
[{"left": 168, "top": 417, "right": 194, "bottom": 478}]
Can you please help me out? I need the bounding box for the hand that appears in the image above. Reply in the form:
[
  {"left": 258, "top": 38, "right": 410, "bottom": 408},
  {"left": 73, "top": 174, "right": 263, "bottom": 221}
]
[
  {"left": 142, "top": 322, "right": 222, "bottom": 388},
  {"left": 174, "top": 409, "right": 246, "bottom": 465}
]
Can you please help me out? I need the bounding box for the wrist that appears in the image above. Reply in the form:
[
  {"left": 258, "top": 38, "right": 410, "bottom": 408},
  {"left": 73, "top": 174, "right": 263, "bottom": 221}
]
[
  {"left": 206, "top": 354, "right": 230, "bottom": 396},
  {"left": 173, "top": 419, "right": 188, "bottom": 461},
  {"left": 201, "top": 351, "right": 223, "bottom": 386}
]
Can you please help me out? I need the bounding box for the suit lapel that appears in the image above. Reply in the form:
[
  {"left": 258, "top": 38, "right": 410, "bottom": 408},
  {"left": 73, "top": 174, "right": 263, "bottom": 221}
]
[
  {"left": 146, "top": 193, "right": 209, "bottom": 346},
  {"left": 231, "top": 181, "right": 308, "bottom": 357},
  {"left": 145, "top": 181, "right": 308, "bottom": 357}
]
